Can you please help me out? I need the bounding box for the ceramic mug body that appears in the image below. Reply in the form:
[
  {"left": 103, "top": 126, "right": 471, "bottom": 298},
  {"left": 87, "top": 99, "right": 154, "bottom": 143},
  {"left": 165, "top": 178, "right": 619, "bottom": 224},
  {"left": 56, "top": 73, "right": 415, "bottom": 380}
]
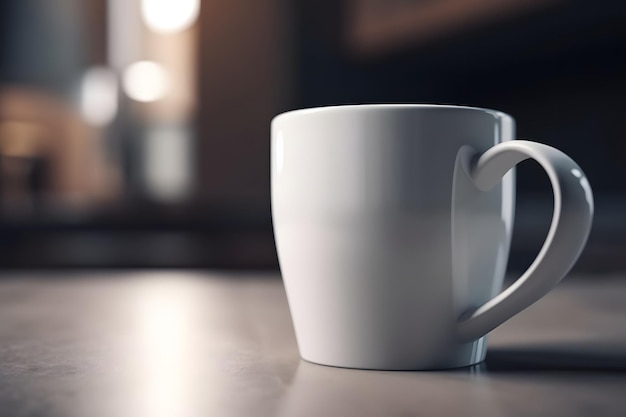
[{"left": 271, "top": 104, "right": 591, "bottom": 370}]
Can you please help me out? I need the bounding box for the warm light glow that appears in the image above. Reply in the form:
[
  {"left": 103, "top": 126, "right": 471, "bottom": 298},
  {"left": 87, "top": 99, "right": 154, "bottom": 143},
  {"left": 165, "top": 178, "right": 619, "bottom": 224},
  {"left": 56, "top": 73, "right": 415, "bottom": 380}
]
[
  {"left": 80, "top": 66, "right": 118, "bottom": 126},
  {"left": 133, "top": 279, "right": 196, "bottom": 417},
  {"left": 122, "top": 61, "right": 169, "bottom": 102},
  {"left": 141, "top": 0, "right": 200, "bottom": 34}
]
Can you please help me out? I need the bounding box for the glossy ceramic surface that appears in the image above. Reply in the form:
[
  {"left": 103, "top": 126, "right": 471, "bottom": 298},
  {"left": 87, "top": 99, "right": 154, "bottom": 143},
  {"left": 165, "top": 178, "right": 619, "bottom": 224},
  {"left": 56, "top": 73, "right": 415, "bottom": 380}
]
[{"left": 271, "top": 105, "right": 593, "bottom": 370}]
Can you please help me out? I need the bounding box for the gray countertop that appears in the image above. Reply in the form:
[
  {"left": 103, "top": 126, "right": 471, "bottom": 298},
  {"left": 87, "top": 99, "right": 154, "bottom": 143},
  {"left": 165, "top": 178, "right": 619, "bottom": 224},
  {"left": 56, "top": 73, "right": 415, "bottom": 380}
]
[{"left": 0, "top": 271, "right": 625, "bottom": 416}]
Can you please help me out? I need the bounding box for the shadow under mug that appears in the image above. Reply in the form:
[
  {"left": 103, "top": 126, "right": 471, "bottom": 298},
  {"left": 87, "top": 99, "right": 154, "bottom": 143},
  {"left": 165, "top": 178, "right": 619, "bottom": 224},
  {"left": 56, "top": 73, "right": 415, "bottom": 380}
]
[{"left": 271, "top": 104, "right": 593, "bottom": 370}]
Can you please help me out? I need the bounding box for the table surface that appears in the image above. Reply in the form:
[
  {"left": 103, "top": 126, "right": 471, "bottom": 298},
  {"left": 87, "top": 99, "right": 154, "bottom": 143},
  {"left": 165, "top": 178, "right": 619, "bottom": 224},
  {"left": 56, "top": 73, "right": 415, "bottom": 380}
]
[{"left": 0, "top": 271, "right": 625, "bottom": 417}]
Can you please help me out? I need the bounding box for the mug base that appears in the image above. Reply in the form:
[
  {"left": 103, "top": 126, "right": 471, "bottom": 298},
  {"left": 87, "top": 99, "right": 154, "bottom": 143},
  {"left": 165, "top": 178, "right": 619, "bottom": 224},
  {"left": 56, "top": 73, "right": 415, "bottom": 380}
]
[{"left": 299, "top": 351, "right": 486, "bottom": 371}]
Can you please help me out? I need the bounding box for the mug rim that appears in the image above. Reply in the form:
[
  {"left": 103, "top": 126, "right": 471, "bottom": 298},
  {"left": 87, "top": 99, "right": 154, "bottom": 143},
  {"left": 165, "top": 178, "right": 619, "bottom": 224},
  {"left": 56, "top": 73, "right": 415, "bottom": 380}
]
[{"left": 272, "top": 104, "right": 513, "bottom": 124}]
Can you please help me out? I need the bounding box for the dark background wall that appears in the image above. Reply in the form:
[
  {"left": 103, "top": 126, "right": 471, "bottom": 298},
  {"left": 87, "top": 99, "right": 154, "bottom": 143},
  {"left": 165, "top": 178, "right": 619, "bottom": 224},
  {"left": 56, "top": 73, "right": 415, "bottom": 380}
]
[
  {"left": 286, "top": 0, "right": 626, "bottom": 270},
  {"left": 193, "top": 0, "right": 626, "bottom": 271}
]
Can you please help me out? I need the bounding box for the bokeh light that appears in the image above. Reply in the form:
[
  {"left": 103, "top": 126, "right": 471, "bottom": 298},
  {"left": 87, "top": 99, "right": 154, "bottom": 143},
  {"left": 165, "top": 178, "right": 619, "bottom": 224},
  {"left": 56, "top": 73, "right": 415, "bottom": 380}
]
[
  {"left": 141, "top": 0, "right": 200, "bottom": 34},
  {"left": 80, "top": 66, "right": 118, "bottom": 126},
  {"left": 122, "top": 61, "right": 169, "bottom": 103}
]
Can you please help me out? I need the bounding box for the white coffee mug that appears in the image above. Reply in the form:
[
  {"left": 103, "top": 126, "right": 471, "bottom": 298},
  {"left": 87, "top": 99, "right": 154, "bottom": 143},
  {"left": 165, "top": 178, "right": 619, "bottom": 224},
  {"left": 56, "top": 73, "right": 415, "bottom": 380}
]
[{"left": 271, "top": 104, "right": 593, "bottom": 370}]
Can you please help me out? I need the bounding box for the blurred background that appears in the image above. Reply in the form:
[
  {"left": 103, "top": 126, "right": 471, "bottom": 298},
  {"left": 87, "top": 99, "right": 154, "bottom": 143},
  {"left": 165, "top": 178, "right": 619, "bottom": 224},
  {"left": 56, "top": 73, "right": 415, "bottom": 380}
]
[{"left": 0, "top": 0, "right": 624, "bottom": 271}]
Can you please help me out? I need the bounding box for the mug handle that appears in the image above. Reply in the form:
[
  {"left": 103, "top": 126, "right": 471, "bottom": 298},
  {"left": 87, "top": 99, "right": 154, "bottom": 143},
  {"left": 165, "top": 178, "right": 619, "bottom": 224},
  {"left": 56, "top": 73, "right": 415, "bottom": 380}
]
[{"left": 457, "top": 140, "right": 594, "bottom": 342}]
